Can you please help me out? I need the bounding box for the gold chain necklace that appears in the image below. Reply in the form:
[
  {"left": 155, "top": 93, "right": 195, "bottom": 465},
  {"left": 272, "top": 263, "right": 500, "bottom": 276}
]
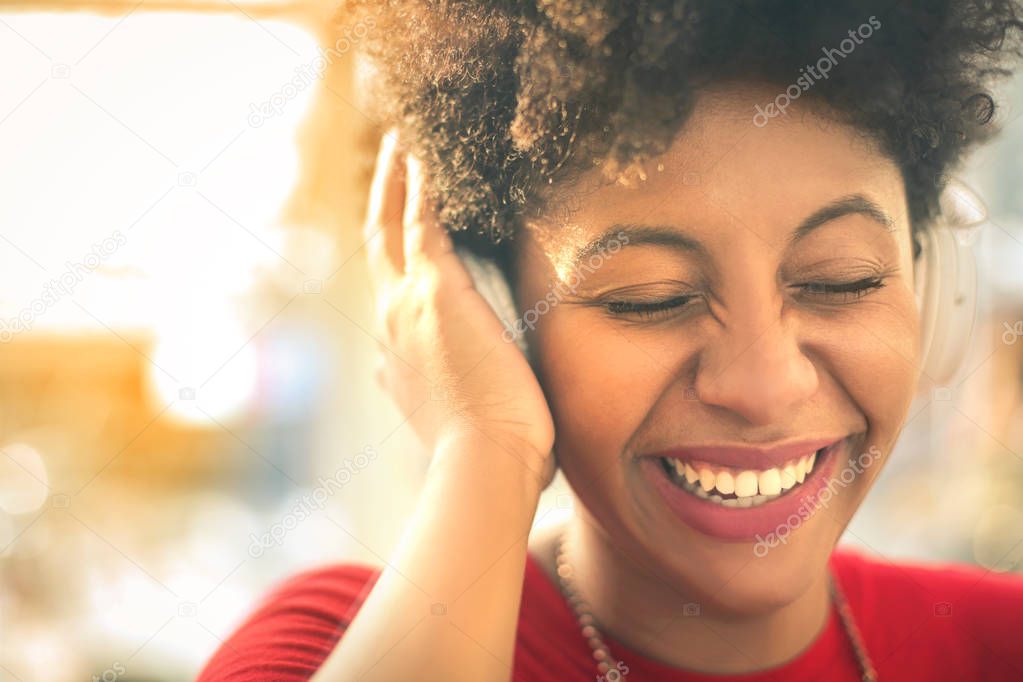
[{"left": 554, "top": 531, "right": 877, "bottom": 681}]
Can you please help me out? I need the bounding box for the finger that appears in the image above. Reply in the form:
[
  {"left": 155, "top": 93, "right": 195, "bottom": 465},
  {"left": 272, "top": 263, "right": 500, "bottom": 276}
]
[
  {"left": 365, "top": 130, "right": 407, "bottom": 280},
  {"left": 373, "top": 344, "right": 388, "bottom": 389},
  {"left": 403, "top": 153, "right": 452, "bottom": 266}
]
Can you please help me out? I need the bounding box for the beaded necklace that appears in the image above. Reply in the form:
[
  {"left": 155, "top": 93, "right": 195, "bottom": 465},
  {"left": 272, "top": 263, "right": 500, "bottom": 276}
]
[{"left": 554, "top": 531, "right": 877, "bottom": 681}]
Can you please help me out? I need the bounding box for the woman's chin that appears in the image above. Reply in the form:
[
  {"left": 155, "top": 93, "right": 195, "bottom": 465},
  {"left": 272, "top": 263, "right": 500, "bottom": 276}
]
[{"left": 658, "top": 530, "right": 839, "bottom": 617}]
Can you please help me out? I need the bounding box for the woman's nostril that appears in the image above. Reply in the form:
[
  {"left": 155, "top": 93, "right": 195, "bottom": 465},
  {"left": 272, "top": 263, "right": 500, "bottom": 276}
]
[{"left": 694, "top": 348, "right": 818, "bottom": 423}]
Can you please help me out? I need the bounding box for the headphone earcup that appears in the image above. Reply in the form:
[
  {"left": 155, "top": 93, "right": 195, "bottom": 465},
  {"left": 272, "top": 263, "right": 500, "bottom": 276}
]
[
  {"left": 915, "top": 226, "right": 978, "bottom": 388},
  {"left": 454, "top": 246, "right": 530, "bottom": 356}
]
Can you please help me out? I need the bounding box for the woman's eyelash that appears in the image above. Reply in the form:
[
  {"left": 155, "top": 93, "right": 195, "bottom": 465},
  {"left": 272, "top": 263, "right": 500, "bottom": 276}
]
[
  {"left": 603, "top": 277, "right": 886, "bottom": 320},
  {"left": 604, "top": 295, "right": 697, "bottom": 319},
  {"left": 796, "top": 277, "right": 886, "bottom": 301}
]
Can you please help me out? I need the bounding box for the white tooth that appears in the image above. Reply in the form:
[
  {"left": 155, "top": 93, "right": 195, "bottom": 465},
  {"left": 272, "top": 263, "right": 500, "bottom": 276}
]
[
  {"left": 684, "top": 462, "right": 699, "bottom": 485},
  {"left": 807, "top": 451, "right": 817, "bottom": 473},
  {"left": 708, "top": 493, "right": 723, "bottom": 505},
  {"left": 715, "top": 471, "right": 735, "bottom": 495},
  {"left": 751, "top": 494, "right": 767, "bottom": 505},
  {"left": 736, "top": 496, "right": 753, "bottom": 508},
  {"left": 780, "top": 464, "right": 798, "bottom": 490},
  {"left": 672, "top": 459, "right": 686, "bottom": 479},
  {"left": 758, "top": 468, "right": 782, "bottom": 496},
  {"left": 795, "top": 457, "right": 807, "bottom": 483},
  {"left": 735, "top": 471, "right": 758, "bottom": 498},
  {"left": 699, "top": 468, "right": 716, "bottom": 492},
  {"left": 721, "top": 498, "right": 739, "bottom": 507},
  {"left": 695, "top": 486, "right": 709, "bottom": 498}
]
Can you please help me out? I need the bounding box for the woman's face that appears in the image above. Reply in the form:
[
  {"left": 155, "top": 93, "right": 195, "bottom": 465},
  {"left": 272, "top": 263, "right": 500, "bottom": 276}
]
[{"left": 515, "top": 84, "right": 921, "bottom": 614}]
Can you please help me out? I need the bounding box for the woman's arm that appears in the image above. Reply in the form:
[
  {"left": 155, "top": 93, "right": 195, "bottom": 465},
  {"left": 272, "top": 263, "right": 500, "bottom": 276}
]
[
  {"left": 311, "top": 431, "right": 543, "bottom": 681},
  {"left": 311, "top": 131, "right": 555, "bottom": 682}
]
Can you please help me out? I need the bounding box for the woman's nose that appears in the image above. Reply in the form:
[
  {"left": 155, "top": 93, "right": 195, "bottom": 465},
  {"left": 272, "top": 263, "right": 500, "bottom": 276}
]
[{"left": 693, "top": 315, "right": 819, "bottom": 426}]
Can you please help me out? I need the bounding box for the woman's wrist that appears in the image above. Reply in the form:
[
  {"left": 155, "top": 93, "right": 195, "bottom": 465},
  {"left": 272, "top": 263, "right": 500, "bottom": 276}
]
[{"left": 431, "top": 425, "right": 550, "bottom": 502}]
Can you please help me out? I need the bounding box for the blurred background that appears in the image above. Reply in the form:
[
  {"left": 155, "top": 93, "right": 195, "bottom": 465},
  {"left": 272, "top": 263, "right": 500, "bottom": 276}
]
[{"left": 0, "top": 2, "right": 1021, "bottom": 680}]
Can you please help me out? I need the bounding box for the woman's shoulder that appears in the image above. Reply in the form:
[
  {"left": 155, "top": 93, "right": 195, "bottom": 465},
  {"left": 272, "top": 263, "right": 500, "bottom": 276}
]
[
  {"left": 195, "top": 561, "right": 381, "bottom": 682},
  {"left": 270, "top": 560, "right": 382, "bottom": 600},
  {"left": 829, "top": 545, "right": 1023, "bottom": 680},
  {"left": 830, "top": 544, "right": 1023, "bottom": 606},
  {"left": 249, "top": 560, "right": 383, "bottom": 623}
]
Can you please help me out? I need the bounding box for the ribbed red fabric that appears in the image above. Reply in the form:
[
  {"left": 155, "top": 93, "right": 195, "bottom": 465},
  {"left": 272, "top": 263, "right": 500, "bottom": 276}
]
[{"left": 196, "top": 547, "right": 1023, "bottom": 681}]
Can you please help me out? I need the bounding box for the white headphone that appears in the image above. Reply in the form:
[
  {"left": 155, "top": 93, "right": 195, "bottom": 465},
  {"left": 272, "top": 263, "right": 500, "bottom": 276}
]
[
  {"left": 460, "top": 178, "right": 983, "bottom": 388},
  {"left": 914, "top": 178, "right": 984, "bottom": 387}
]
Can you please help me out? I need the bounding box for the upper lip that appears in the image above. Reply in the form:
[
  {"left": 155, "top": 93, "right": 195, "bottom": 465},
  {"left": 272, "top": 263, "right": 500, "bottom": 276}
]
[{"left": 646, "top": 436, "right": 846, "bottom": 471}]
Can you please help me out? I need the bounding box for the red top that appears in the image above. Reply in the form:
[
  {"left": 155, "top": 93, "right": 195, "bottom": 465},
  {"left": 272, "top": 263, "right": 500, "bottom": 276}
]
[{"left": 196, "top": 548, "right": 1023, "bottom": 681}]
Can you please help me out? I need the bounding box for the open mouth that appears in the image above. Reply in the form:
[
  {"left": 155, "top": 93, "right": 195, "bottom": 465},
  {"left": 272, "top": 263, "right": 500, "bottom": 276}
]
[
  {"left": 656, "top": 440, "right": 841, "bottom": 508},
  {"left": 640, "top": 437, "right": 850, "bottom": 541}
]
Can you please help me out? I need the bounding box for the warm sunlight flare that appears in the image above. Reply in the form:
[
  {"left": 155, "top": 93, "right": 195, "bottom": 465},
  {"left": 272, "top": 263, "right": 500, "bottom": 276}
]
[{"left": 3, "top": 2, "right": 1023, "bottom": 681}]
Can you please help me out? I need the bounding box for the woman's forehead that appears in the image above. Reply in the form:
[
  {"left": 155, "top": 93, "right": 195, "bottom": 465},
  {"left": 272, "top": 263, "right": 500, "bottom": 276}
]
[{"left": 526, "top": 86, "right": 908, "bottom": 265}]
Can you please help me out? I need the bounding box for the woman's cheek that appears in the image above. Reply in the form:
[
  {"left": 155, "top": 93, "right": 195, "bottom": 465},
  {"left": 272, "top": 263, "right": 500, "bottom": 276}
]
[
  {"left": 860, "top": 296, "right": 919, "bottom": 413},
  {"left": 536, "top": 313, "right": 668, "bottom": 468},
  {"left": 809, "top": 292, "right": 920, "bottom": 456}
]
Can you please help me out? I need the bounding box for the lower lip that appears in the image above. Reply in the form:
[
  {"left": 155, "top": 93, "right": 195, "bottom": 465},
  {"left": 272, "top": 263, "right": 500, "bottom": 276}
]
[{"left": 639, "top": 438, "right": 846, "bottom": 542}]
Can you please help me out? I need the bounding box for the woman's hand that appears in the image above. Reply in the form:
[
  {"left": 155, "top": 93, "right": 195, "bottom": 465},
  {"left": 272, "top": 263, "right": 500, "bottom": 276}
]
[
  {"left": 311, "top": 141, "right": 556, "bottom": 680},
  {"left": 365, "top": 130, "right": 556, "bottom": 486}
]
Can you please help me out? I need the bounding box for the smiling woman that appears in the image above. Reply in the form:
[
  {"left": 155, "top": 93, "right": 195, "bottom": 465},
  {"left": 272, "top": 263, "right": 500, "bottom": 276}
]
[{"left": 197, "top": 1, "right": 1023, "bottom": 681}]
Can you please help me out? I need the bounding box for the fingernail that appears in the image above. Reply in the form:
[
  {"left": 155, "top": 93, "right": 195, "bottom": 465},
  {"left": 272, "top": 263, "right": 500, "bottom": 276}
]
[
  {"left": 384, "top": 126, "right": 404, "bottom": 153},
  {"left": 376, "top": 130, "right": 396, "bottom": 163}
]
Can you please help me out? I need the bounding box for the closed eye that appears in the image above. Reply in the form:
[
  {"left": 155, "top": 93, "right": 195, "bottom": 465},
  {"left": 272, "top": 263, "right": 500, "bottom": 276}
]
[
  {"left": 795, "top": 277, "right": 886, "bottom": 303},
  {"left": 604, "top": 294, "right": 698, "bottom": 320},
  {"left": 603, "top": 277, "right": 885, "bottom": 321}
]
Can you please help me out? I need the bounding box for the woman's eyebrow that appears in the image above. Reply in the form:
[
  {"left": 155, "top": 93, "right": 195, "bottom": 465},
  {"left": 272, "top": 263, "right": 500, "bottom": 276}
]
[
  {"left": 787, "top": 194, "right": 895, "bottom": 247},
  {"left": 571, "top": 193, "right": 895, "bottom": 269},
  {"left": 571, "top": 225, "right": 708, "bottom": 270}
]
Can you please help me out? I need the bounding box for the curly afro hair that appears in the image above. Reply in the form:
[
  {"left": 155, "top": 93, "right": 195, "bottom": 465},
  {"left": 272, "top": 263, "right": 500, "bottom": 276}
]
[{"left": 346, "top": 0, "right": 1023, "bottom": 270}]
